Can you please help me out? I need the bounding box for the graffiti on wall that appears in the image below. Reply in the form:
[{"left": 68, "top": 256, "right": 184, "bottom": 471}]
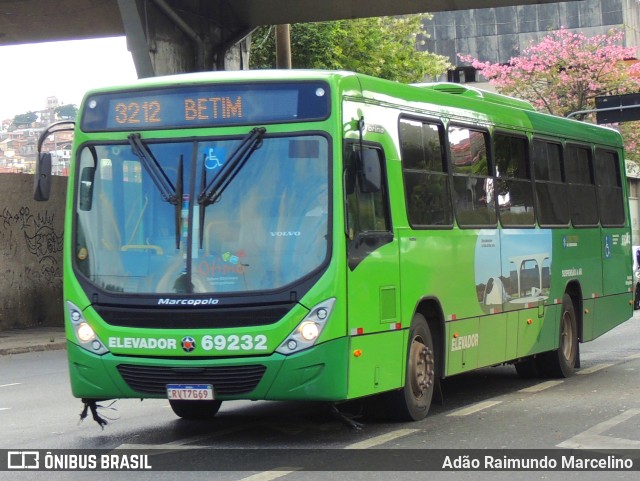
[{"left": 0, "top": 206, "right": 63, "bottom": 283}]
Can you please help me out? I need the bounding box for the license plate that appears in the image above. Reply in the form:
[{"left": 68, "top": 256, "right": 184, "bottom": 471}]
[{"left": 166, "top": 384, "right": 214, "bottom": 401}]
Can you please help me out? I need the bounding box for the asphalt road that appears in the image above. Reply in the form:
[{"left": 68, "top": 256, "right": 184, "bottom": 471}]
[{"left": 2, "top": 311, "right": 640, "bottom": 480}]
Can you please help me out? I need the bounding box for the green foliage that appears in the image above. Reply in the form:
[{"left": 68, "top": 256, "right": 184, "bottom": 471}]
[
  {"left": 55, "top": 104, "right": 78, "bottom": 120},
  {"left": 12, "top": 111, "right": 37, "bottom": 127},
  {"left": 250, "top": 16, "right": 452, "bottom": 83}
]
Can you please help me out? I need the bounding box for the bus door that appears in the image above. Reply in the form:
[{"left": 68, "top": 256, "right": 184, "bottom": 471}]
[{"left": 343, "top": 143, "right": 403, "bottom": 397}]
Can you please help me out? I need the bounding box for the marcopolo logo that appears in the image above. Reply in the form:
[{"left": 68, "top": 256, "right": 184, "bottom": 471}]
[{"left": 157, "top": 298, "right": 219, "bottom": 307}]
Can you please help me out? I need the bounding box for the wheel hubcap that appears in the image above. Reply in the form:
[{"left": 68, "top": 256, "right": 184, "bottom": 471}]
[{"left": 409, "top": 337, "right": 434, "bottom": 399}]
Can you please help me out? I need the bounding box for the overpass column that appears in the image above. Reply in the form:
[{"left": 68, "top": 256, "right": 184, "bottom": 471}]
[{"left": 117, "top": 0, "right": 252, "bottom": 77}]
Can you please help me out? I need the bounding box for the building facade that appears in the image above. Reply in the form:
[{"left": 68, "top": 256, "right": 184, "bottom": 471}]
[
  {"left": 423, "top": 0, "right": 640, "bottom": 70},
  {"left": 421, "top": 0, "right": 640, "bottom": 243}
]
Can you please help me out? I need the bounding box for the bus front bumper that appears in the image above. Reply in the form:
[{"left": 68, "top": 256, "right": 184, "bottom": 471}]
[{"left": 66, "top": 337, "right": 349, "bottom": 402}]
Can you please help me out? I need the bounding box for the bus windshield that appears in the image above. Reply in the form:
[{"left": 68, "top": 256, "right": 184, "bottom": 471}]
[{"left": 74, "top": 134, "right": 330, "bottom": 294}]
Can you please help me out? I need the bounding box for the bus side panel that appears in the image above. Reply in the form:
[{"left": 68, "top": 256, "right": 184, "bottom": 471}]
[
  {"left": 398, "top": 229, "right": 485, "bottom": 326},
  {"left": 592, "top": 294, "right": 633, "bottom": 340},
  {"left": 553, "top": 229, "right": 602, "bottom": 301},
  {"left": 601, "top": 227, "right": 632, "bottom": 296},
  {"left": 598, "top": 225, "right": 633, "bottom": 337},
  {"left": 446, "top": 317, "right": 479, "bottom": 376},
  {"left": 347, "top": 330, "right": 404, "bottom": 399},
  {"left": 517, "top": 306, "right": 557, "bottom": 358},
  {"left": 477, "top": 312, "right": 508, "bottom": 367}
]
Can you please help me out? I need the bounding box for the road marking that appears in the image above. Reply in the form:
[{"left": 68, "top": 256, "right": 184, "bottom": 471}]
[
  {"left": 0, "top": 383, "right": 21, "bottom": 388},
  {"left": 116, "top": 443, "right": 206, "bottom": 451},
  {"left": 518, "top": 380, "right": 563, "bottom": 393},
  {"left": 624, "top": 353, "right": 640, "bottom": 360},
  {"left": 577, "top": 363, "right": 614, "bottom": 375},
  {"left": 238, "top": 468, "right": 301, "bottom": 481},
  {"left": 344, "top": 428, "right": 420, "bottom": 449},
  {"left": 447, "top": 400, "right": 502, "bottom": 417},
  {"left": 558, "top": 408, "right": 640, "bottom": 449},
  {"left": 115, "top": 423, "right": 253, "bottom": 451},
  {"left": 0, "top": 408, "right": 10, "bottom": 411}
]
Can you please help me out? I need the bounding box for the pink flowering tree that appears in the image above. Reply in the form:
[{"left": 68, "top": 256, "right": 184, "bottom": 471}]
[{"left": 459, "top": 28, "right": 640, "bottom": 160}]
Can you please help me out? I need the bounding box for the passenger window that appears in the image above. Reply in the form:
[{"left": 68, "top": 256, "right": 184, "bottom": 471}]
[
  {"left": 449, "top": 126, "right": 495, "bottom": 227},
  {"left": 595, "top": 149, "right": 625, "bottom": 226},
  {"left": 399, "top": 118, "right": 452, "bottom": 227},
  {"left": 532, "top": 140, "right": 569, "bottom": 226},
  {"left": 494, "top": 134, "right": 535, "bottom": 226},
  {"left": 565, "top": 145, "right": 598, "bottom": 226}
]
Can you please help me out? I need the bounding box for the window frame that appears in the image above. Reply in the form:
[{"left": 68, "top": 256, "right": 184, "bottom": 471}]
[
  {"left": 343, "top": 140, "right": 394, "bottom": 270},
  {"left": 594, "top": 147, "right": 626, "bottom": 228},
  {"left": 398, "top": 115, "right": 453, "bottom": 229},
  {"left": 492, "top": 130, "right": 536, "bottom": 228},
  {"left": 447, "top": 123, "right": 497, "bottom": 229},
  {"left": 531, "top": 137, "right": 570, "bottom": 228},
  {"left": 564, "top": 142, "right": 599, "bottom": 228}
]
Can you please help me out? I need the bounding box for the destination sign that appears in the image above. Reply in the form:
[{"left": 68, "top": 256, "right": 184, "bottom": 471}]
[{"left": 80, "top": 81, "right": 330, "bottom": 131}]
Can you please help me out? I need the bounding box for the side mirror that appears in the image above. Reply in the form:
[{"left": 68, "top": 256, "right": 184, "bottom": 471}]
[
  {"left": 358, "top": 149, "right": 382, "bottom": 194},
  {"left": 34, "top": 120, "right": 76, "bottom": 202},
  {"left": 33, "top": 153, "right": 52, "bottom": 201}
]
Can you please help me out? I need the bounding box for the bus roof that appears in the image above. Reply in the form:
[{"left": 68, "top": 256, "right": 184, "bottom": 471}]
[{"left": 81, "top": 69, "right": 623, "bottom": 148}]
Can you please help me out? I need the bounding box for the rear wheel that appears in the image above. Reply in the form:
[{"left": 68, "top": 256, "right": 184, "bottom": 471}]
[
  {"left": 538, "top": 294, "right": 578, "bottom": 378},
  {"left": 169, "top": 399, "right": 222, "bottom": 420},
  {"left": 386, "top": 314, "right": 435, "bottom": 421}
]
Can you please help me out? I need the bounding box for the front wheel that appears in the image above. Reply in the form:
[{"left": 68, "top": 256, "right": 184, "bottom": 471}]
[
  {"left": 169, "top": 399, "right": 222, "bottom": 420},
  {"left": 385, "top": 314, "right": 436, "bottom": 421}
]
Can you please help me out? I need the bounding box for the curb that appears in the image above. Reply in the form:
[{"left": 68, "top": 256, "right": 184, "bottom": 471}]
[{"left": 0, "top": 342, "right": 67, "bottom": 356}]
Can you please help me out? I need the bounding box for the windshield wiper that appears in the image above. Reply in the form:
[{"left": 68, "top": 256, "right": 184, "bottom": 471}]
[
  {"left": 128, "top": 133, "right": 183, "bottom": 249},
  {"left": 128, "top": 133, "right": 177, "bottom": 204},
  {"left": 198, "top": 127, "right": 266, "bottom": 206},
  {"left": 197, "top": 127, "right": 266, "bottom": 247}
]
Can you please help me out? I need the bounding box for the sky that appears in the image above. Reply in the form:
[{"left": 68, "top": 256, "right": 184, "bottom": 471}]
[{"left": 0, "top": 37, "right": 138, "bottom": 121}]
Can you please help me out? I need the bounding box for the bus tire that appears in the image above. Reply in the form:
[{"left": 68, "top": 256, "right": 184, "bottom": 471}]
[
  {"left": 169, "top": 399, "right": 222, "bottom": 420},
  {"left": 387, "top": 313, "right": 435, "bottom": 421},
  {"left": 539, "top": 294, "right": 578, "bottom": 378}
]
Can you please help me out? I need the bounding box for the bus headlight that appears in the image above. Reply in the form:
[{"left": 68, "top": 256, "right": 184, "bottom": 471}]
[
  {"left": 299, "top": 321, "right": 320, "bottom": 341},
  {"left": 276, "top": 298, "right": 336, "bottom": 355},
  {"left": 77, "top": 322, "right": 96, "bottom": 342},
  {"left": 67, "top": 301, "right": 109, "bottom": 355}
]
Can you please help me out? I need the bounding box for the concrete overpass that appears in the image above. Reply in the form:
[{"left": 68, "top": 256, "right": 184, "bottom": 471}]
[{"left": 1, "top": 0, "right": 567, "bottom": 76}]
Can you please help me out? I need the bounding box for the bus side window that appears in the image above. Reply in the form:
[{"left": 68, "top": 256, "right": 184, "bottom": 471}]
[
  {"left": 594, "top": 148, "right": 625, "bottom": 227},
  {"left": 565, "top": 144, "right": 598, "bottom": 227},
  {"left": 532, "top": 139, "right": 569, "bottom": 226},
  {"left": 449, "top": 126, "right": 496, "bottom": 227},
  {"left": 494, "top": 133, "right": 535, "bottom": 227},
  {"left": 399, "top": 117, "right": 452, "bottom": 228}
]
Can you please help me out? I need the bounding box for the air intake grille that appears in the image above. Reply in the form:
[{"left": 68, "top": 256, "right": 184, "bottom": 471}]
[{"left": 116, "top": 364, "right": 267, "bottom": 395}]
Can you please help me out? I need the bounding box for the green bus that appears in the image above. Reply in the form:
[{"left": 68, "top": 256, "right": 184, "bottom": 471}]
[{"left": 36, "top": 70, "right": 633, "bottom": 423}]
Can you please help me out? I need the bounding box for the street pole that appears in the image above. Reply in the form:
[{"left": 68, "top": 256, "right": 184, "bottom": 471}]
[{"left": 275, "top": 24, "right": 291, "bottom": 69}]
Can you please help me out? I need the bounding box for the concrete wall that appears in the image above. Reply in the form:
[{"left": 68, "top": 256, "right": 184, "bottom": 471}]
[{"left": 0, "top": 174, "right": 67, "bottom": 330}]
